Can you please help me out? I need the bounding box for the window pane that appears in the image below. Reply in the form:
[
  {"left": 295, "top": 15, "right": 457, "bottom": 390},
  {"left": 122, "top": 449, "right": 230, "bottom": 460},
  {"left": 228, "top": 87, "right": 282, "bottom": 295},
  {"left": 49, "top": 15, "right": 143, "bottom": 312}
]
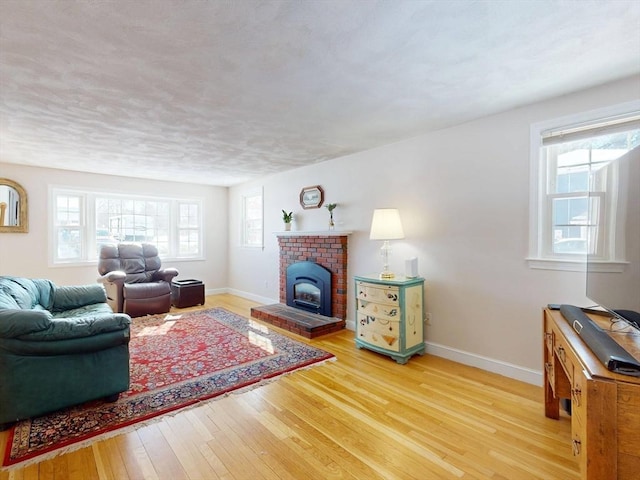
[
  {"left": 55, "top": 194, "right": 83, "bottom": 261},
  {"left": 243, "top": 193, "right": 263, "bottom": 247},
  {"left": 57, "top": 227, "right": 81, "bottom": 259},
  {"left": 56, "top": 195, "right": 81, "bottom": 225},
  {"left": 551, "top": 196, "right": 599, "bottom": 255},
  {"left": 179, "top": 230, "right": 199, "bottom": 255},
  {"left": 177, "top": 202, "right": 200, "bottom": 257},
  {"left": 179, "top": 203, "right": 198, "bottom": 227},
  {"left": 556, "top": 164, "right": 589, "bottom": 194},
  {"left": 551, "top": 130, "right": 639, "bottom": 194}
]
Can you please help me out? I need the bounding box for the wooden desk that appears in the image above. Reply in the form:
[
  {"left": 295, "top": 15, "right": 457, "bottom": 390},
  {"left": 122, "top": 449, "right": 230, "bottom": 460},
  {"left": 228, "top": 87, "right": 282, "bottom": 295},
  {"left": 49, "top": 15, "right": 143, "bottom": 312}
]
[{"left": 543, "top": 308, "right": 640, "bottom": 480}]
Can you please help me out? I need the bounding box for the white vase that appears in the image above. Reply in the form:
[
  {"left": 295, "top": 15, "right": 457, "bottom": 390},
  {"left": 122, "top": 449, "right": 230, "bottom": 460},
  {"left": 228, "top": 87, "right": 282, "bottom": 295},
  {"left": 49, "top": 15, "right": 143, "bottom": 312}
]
[{"left": 284, "top": 223, "right": 291, "bottom": 231}]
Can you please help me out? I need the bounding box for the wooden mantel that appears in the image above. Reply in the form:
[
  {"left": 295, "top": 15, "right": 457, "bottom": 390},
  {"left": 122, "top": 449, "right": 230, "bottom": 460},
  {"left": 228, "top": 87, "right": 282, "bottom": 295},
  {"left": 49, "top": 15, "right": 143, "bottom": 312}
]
[{"left": 274, "top": 231, "right": 354, "bottom": 237}]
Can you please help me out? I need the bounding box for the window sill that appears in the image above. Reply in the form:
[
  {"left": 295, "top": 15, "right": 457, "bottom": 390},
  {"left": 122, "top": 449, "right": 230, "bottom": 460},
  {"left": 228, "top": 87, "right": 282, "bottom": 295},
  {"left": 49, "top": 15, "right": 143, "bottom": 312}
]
[{"left": 526, "top": 257, "right": 628, "bottom": 273}]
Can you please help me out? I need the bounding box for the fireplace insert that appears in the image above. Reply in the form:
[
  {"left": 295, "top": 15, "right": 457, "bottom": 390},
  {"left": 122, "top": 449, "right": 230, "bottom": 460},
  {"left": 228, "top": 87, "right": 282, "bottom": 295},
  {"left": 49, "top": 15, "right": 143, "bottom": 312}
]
[{"left": 286, "top": 261, "right": 332, "bottom": 316}]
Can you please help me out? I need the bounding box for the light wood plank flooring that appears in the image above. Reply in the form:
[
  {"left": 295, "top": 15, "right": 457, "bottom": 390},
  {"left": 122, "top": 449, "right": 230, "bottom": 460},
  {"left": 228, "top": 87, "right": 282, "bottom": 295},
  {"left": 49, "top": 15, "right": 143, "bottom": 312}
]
[{"left": 0, "top": 294, "right": 578, "bottom": 479}]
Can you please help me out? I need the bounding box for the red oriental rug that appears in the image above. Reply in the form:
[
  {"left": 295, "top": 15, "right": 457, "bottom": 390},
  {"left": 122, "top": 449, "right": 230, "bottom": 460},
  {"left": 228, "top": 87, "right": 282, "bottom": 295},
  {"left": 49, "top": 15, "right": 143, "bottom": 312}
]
[{"left": 2, "top": 307, "right": 335, "bottom": 468}]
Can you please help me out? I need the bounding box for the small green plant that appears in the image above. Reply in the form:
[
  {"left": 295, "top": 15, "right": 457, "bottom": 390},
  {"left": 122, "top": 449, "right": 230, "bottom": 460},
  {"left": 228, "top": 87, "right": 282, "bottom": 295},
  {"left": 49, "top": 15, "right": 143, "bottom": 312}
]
[
  {"left": 325, "top": 203, "right": 337, "bottom": 229},
  {"left": 282, "top": 210, "right": 293, "bottom": 223}
]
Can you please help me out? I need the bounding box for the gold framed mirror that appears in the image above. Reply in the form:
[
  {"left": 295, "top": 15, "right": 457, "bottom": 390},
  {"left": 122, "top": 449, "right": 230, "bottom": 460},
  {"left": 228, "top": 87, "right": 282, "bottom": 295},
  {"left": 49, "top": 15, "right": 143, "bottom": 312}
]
[{"left": 0, "top": 178, "right": 28, "bottom": 233}]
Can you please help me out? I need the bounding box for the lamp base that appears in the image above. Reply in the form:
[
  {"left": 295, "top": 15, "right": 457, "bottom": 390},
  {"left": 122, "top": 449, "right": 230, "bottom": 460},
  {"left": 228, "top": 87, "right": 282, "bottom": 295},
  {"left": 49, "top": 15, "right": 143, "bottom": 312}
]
[{"left": 379, "top": 271, "right": 395, "bottom": 279}]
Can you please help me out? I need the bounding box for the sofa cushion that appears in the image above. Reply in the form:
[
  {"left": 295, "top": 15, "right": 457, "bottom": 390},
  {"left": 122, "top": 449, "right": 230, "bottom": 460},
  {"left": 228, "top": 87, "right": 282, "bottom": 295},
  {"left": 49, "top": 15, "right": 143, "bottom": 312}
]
[
  {"left": 52, "top": 302, "right": 113, "bottom": 318},
  {"left": 0, "top": 277, "right": 56, "bottom": 311},
  {"left": 0, "top": 288, "right": 20, "bottom": 310},
  {"left": 124, "top": 282, "right": 171, "bottom": 299}
]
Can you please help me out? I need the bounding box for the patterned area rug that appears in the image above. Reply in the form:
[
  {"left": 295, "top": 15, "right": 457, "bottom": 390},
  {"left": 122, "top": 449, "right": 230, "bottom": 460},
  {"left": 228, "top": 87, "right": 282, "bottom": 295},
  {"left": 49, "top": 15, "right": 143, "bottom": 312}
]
[{"left": 3, "top": 307, "right": 335, "bottom": 468}]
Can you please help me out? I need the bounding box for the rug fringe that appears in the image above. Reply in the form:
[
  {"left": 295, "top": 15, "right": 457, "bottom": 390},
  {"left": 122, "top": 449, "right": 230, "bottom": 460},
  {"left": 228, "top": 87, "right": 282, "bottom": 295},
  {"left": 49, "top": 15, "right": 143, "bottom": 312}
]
[{"left": 2, "top": 355, "right": 337, "bottom": 471}]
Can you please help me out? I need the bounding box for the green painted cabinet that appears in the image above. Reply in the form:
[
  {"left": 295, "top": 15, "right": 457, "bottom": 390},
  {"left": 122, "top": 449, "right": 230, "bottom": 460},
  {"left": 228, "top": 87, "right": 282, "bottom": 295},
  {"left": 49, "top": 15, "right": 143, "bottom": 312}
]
[{"left": 354, "top": 274, "right": 425, "bottom": 364}]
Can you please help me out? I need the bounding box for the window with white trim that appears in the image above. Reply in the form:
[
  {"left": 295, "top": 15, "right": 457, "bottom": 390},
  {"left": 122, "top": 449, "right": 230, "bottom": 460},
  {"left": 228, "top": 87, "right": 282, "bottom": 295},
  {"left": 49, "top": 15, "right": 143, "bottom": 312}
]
[
  {"left": 51, "top": 188, "right": 203, "bottom": 264},
  {"left": 529, "top": 104, "right": 640, "bottom": 271},
  {"left": 241, "top": 190, "right": 263, "bottom": 248}
]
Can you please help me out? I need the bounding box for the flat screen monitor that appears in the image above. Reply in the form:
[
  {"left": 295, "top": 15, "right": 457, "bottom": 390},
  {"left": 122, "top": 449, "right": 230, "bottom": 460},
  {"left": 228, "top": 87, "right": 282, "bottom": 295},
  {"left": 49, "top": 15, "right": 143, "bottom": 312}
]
[{"left": 586, "top": 146, "right": 640, "bottom": 329}]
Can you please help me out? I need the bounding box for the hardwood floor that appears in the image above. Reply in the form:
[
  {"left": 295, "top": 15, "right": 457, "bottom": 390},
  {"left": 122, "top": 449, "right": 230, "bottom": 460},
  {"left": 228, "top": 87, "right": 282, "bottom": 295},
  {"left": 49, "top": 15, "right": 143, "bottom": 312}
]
[{"left": 0, "top": 294, "right": 579, "bottom": 479}]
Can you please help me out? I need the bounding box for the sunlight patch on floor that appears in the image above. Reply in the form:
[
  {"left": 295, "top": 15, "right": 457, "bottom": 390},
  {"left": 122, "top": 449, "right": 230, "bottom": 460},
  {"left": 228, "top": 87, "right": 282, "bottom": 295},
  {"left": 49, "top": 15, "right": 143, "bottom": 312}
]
[{"left": 249, "top": 330, "right": 274, "bottom": 354}]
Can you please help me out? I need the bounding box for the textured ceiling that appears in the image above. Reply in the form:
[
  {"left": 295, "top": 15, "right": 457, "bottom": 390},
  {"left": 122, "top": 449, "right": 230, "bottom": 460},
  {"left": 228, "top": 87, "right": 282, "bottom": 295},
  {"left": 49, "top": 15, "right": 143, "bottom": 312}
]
[{"left": 1, "top": 1, "right": 639, "bottom": 186}]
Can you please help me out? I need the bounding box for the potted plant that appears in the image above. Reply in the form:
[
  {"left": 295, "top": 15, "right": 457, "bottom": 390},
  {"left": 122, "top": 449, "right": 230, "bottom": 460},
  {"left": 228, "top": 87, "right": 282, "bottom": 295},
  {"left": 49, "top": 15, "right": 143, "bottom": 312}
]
[
  {"left": 282, "top": 210, "right": 293, "bottom": 231},
  {"left": 325, "top": 203, "right": 337, "bottom": 230}
]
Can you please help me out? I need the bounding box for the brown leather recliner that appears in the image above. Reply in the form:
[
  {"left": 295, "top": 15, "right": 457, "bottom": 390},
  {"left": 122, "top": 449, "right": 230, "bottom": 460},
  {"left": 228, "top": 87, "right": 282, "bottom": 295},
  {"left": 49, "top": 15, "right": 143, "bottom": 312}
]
[{"left": 97, "top": 243, "right": 178, "bottom": 317}]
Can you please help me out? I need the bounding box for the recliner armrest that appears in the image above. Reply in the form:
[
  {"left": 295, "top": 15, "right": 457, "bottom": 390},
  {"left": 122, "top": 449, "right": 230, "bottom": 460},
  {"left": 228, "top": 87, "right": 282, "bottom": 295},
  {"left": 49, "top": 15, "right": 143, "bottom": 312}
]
[
  {"left": 154, "top": 268, "right": 179, "bottom": 282},
  {"left": 97, "top": 271, "right": 127, "bottom": 284}
]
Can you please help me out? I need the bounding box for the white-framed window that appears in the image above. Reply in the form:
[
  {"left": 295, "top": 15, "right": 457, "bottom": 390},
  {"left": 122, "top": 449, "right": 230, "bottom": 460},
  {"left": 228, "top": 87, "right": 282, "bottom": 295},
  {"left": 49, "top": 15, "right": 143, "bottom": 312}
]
[
  {"left": 528, "top": 101, "right": 640, "bottom": 271},
  {"left": 50, "top": 187, "right": 203, "bottom": 264},
  {"left": 241, "top": 189, "right": 263, "bottom": 248}
]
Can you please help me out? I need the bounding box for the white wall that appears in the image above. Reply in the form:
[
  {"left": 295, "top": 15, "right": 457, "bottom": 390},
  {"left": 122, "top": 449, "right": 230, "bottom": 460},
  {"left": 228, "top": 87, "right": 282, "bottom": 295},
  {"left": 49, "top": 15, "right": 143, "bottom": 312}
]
[
  {"left": 228, "top": 75, "right": 640, "bottom": 384},
  {"left": 0, "top": 163, "right": 228, "bottom": 291},
  {"left": 2, "top": 75, "right": 637, "bottom": 385}
]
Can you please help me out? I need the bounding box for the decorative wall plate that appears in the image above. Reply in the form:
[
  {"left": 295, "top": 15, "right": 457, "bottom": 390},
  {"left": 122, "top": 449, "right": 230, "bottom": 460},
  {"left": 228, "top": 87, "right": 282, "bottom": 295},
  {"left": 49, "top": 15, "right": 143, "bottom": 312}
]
[{"left": 299, "top": 185, "right": 324, "bottom": 209}]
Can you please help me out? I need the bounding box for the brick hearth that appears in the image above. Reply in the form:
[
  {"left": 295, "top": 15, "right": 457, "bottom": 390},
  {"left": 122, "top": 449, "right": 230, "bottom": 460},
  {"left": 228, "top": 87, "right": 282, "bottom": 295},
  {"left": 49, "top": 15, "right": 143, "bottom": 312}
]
[
  {"left": 250, "top": 304, "right": 345, "bottom": 339},
  {"left": 251, "top": 232, "right": 350, "bottom": 338}
]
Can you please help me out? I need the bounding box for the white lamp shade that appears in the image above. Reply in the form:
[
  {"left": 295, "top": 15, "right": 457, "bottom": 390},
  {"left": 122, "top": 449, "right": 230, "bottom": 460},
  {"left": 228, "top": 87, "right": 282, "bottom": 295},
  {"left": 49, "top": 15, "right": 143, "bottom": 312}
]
[{"left": 369, "top": 208, "right": 405, "bottom": 240}]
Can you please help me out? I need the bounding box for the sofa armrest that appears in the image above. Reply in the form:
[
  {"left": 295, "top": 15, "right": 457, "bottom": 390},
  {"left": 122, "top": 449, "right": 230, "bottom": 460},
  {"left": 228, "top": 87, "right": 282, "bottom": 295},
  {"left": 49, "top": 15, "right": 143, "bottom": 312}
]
[
  {"left": 17, "top": 313, "right": 131, "bottom": 341},
  {"left": 0, "top": 309, "right": 52, "bottom": 338},
  {"left": 155, "top": 268, "right": 179, "bottom": 282},
  {"left": 0, "top": 328, "right": 130, "bottom": 356},
  {"left": 52, "top": 284, "right": 108, "bottom": 312}
]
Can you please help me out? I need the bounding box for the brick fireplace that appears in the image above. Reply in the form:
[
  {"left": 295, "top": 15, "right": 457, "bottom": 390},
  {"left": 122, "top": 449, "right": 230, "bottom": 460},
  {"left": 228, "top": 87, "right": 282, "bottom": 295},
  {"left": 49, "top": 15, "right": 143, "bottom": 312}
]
[{"left": 251, "top": 232, "right": 350, "bottom": 338}]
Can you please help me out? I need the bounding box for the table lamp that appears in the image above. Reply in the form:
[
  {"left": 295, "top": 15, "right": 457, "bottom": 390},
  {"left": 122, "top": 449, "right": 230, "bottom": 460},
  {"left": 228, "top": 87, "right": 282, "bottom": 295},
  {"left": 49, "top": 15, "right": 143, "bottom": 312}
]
[{"left": 369, "top": 208, "right": 405, "bottom": 279}]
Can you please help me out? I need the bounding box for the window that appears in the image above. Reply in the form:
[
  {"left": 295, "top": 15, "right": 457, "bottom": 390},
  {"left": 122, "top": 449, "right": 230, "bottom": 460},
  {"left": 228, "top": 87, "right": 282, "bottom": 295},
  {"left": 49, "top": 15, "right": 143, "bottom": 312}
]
[
  {"left": 241, "top": 190, "right": 263, "bottom": 248},
  {"left": 529, "top": 102, "right": 640, "bottom": 271},
  {"left": 54, "top": 193, "right": 84, "bottom": 261},
  {"left": 51, "top": 188, "right": 203, "bottom": 264}
]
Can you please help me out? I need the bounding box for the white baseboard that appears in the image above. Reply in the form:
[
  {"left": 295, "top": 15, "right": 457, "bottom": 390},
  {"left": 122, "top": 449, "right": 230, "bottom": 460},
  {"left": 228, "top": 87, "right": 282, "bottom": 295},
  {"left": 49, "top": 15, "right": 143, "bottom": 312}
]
[
  {"left": 205, "top": 287, "right": 228, "bottom": 296},
  {"left": 213, "top": 290, "right": 543, "bottom": 386},
  {"left": 306, "top": 319, "right": 542, "bottom": 385},
  {"left": 425, "top": 341, "right": 543, "bottom": 386},
  {"left": 224, "top": 288, "right": 278, "bottom": 306}
]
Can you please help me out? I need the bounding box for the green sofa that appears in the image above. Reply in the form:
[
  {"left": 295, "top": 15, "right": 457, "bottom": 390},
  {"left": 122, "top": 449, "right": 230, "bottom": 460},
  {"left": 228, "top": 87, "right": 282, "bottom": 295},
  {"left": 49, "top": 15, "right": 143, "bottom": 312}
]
[{"left": 0, "top": 276, "right": 131, "bottom": 429}]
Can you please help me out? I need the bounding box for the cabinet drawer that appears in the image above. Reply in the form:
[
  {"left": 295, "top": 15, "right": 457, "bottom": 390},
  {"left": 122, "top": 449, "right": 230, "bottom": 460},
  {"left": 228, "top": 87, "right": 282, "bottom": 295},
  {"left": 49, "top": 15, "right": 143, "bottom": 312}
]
[
  {"left": 545, "top": 358, "right": 556, "bottom": 395},
  {"left": 553, "top": 328, "right": 575, "bottom": 385},
  {"left": 356, "top": 281, "right": 400, "bottom": 306},
  {"left": 357, "top": 312, "right": 401, "bottom": 336},
  {"left": 357, "top": 314, "right": 400, "bottom": 352},
  {"left": 357, "top": 299, "right": 400, "bottom": 321},
  {"left": 544, "top": 317, "right": 554, "bottom": 356},
  {"left": 571, "top": 368, "right": 587, "bottom": 426}
]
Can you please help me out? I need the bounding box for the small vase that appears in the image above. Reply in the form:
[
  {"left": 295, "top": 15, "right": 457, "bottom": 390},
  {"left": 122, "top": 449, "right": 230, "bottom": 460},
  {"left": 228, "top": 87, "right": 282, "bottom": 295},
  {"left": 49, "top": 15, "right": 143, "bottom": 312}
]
[
  {"left": 284, "top": 223, "right": 291, "bottom": 231},
  {"left": 329, "top": 214, "right": 334, "bottom": 230}
]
